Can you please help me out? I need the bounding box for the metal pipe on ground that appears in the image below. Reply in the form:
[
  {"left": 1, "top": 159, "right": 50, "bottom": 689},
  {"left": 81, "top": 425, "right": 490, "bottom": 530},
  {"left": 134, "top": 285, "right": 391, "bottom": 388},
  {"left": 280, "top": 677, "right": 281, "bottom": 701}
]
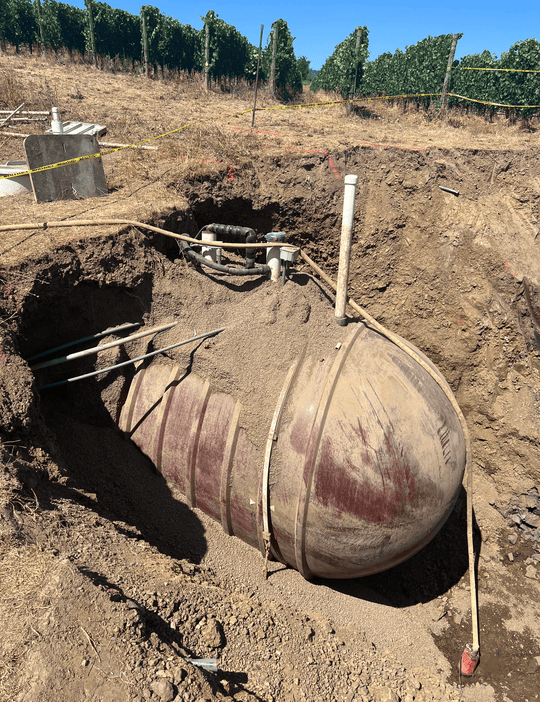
[
  {"left": 439, "top": 185, "right": 459, "bottom": 196},
  {"left": 0, "top": 110, "right": 50, "bottom": 115},
  {"left": 0, "top": 103, "right": 25, "bottom": 128},
  {"left": 37, "top": 328, "right": 226, "bottom": 390},
  {"left": 3, "top": 117, "right": 47, "bottom": 122},
  {"left": 0, "top": 131, "right": 32, "bottom": 139},
  {"left": 28, "top": 322, "right": 141, "bottom": 361},
  {"left": 31, "top": 322, "right": 177, "bottom": 370},
  {"left": 0, "top": 133, "right": 158, "bottom": 149},
  {"left": 335, "top": 174, "right": 358, "bottom": 326},
  {"left": 186, "top": 659, "right": 218, "bottom": 672}
]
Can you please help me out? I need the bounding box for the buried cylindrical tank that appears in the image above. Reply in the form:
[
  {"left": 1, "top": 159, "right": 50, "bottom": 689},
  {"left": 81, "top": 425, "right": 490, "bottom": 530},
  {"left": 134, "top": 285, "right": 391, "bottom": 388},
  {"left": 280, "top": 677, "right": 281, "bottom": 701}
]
[{"left": 118, "top": 321, "right": 466, "bottom": 579}]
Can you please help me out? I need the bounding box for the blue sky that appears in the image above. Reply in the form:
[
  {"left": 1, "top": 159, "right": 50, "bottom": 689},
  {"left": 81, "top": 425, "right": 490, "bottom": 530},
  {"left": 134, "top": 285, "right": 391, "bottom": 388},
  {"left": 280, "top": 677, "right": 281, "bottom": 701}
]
[{"left": 74, "top": 0, "right": 539, "bottom": 70}]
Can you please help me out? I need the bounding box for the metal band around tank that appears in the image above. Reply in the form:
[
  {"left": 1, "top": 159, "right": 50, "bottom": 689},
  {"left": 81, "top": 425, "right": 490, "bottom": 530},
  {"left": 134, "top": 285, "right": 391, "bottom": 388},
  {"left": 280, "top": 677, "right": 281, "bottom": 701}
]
[
  {"left": 257, "top": 345, "right": 308, "bottom": 559},
  {"left": 120, "top": 364, "right": 148, "bottom": 435},
  {"left": 219, "top": 401, "right": 242, "bottom": 535},
  {"left": 293, "top": 323, "right": 368, "bottom": 579}
]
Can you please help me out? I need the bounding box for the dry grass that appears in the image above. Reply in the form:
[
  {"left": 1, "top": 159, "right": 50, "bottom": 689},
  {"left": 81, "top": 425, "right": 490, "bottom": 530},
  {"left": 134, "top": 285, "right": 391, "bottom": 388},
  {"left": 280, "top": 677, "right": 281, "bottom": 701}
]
[{"left": 1, "top": 47, "right": 539, "bottom": 268}]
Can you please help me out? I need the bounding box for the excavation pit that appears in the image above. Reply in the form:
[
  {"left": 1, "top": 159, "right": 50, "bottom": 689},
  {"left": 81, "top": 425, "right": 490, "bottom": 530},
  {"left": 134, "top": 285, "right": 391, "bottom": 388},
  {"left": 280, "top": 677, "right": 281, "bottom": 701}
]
[
  {"left": 3, "top": 145, "right": 540, "bottom": 699},
  {"left": 7, "top": 216, "right": 472, "bottom": 584}
]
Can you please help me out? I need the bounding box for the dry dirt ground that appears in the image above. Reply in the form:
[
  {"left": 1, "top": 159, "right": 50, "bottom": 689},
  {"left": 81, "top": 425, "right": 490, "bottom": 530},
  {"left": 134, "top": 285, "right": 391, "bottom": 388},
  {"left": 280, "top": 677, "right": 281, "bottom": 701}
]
[{"left": 2, "top": 48, "right": 540, "bottom": 702}]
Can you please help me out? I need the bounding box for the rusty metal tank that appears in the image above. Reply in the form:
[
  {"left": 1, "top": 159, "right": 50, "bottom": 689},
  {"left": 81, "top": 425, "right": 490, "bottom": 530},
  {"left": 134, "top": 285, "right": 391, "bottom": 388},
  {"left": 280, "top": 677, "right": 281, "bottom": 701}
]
[{"left": 118, "top": 321, "right": 466, "bottom": 579}]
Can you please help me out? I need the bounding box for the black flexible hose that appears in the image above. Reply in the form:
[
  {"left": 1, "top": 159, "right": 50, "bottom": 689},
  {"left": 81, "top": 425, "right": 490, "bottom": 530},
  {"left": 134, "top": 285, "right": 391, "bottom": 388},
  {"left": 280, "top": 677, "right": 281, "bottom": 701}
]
[
  {"left": 181, "top": 241, "right": 270, "bottom": 276},
  {"left": 245, "top": 230, "right": 257, "bottom": 269},
  {"left": 201, "top": 224, "right": 259, "bottom": 269}
]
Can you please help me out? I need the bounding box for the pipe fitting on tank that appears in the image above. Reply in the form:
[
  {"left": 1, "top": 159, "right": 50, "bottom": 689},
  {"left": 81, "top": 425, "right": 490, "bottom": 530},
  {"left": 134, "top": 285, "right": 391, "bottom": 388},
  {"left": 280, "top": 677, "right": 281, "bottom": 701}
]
[
  {"left": 201, "top": 230, "right": 218, "bottom": 263},
  {"left": 335, "top": 174, "right": 358, "bottom": 326},
  {"left": 51, "top": 106, "right": 63, "bottom": 134},
  {"left": 265, "top": 233, "right": 286, "bottom": 282},
  {"left": 181, "top": 240, "right": 270, "bottom": 276},
  {"left": 203, "top": 223, "right": 258, "bottom": 270},
  {"left": 280, "top": 246, "right": 300, "bottom": 285}
]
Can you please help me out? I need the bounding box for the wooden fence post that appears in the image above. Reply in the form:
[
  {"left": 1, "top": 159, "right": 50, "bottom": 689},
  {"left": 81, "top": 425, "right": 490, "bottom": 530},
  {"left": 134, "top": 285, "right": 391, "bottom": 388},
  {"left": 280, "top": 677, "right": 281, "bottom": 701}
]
[
  {"left": 34, "top": 0, "right": 47, "bottom": 58},
  {"left": 269, "top": 23, "right": 278, "bottom": 97},
  {"left": 205, "top": 23, "right": 210, "bottom": 91},
  {"left": 142, "top": 11, "right": 149, "bottom": 78},
  {"left": 85, "top": 0, "right": 97, "bottom": 67},
  {"left": 440, "top": 33, "right": 460, "bottom": 115},
  {"left": 347, "top": 27, "right": 363, "bottom": 115},
  {"left": 353, "top": 27, "right": 362, "bottom": 95},
  {"left": 251, "top": 24, "right": 264, "bottom": 129}
]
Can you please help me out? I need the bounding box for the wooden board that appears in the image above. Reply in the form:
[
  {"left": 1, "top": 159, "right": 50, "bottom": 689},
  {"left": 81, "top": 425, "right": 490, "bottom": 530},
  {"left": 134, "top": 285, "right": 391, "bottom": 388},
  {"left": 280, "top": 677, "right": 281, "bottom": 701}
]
[{"left": 24, "top": 134, "right": 108, "bottom": 203}]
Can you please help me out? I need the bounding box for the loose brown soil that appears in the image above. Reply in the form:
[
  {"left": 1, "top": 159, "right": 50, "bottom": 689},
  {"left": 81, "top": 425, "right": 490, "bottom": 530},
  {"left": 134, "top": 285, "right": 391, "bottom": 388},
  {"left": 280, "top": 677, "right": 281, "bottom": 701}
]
[{"left": 2, "top": 47, "right": 540, "bottom": 702}]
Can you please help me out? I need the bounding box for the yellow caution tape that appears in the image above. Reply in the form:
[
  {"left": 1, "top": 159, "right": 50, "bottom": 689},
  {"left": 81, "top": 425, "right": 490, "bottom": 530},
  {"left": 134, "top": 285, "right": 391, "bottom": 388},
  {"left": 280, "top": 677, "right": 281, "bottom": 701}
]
[
  {"left": 351, "top": 93, "right": 441, "bottom": 102},
  {"left": 1, "top": 88, "right": 537, "bottom": 183},
  {"left": 1, "top": 97, "right": 440, "bottom": 181},
  {"left": 447, "top": 92, "right": 540, "bottom": 108},
  {"left": 460, "top": 67, "right": 540, "bottom": 73},
  {"left": 252, "top": 93, "right": 442, "bottom": 111},
  {"left": 0, "top": 108, "right": 254, "bottom": 181}
]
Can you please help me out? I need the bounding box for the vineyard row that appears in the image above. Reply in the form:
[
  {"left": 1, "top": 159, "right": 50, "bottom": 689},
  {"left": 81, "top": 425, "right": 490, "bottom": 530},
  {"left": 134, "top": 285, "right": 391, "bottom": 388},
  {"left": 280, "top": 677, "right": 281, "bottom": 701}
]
[{"left": 1, "top": 1, "right": 539, "bottom": 115}]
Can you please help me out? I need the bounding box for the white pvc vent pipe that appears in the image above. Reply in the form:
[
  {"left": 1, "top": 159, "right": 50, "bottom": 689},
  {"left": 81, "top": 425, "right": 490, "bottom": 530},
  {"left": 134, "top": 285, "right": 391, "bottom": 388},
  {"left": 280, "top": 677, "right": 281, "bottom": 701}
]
[
  {"left": 51, "top": 106, "right": 63, "bottom": 134},
  {"left": 201, "top": 230, "right": 218, "bottom": 263},
  {"left": 266, "top": 233, "right": 286, "bottom": 282},
  {"left": 335, "top": 174, "right": 359, "bottom": 326}
]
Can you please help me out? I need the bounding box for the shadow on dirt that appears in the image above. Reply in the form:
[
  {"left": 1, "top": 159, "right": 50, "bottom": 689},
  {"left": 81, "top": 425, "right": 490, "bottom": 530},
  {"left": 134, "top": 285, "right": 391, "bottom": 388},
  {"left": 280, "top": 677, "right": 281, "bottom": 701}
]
[
  {"left": 75, "top": 567, "right": 263, "bottom": 701},
  {"left": 347, "top": 104, "right": 380, "bottom": 120},
  {"left": 39, "top": 384, "right": 208, "bottom": 564},
  {"left": 186, "top": 197, "right": 281, "bottom": 239},
  {"left": 21, "top": 277, "right": 208, "bottom": 565}
]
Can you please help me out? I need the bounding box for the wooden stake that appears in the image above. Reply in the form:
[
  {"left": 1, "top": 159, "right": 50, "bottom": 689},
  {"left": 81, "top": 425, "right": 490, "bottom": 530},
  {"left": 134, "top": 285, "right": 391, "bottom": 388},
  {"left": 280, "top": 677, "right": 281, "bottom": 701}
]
[
  {"left": 205, "top": 23, "right": 210, "bottom": 91},
  {"left": 347, "top": 27, "right": 363, "bottom": 115},
  {"left": 353, "top": 28, "right": 362, "bottom": 96},
  {"left": 440, "top": 33, "right": 460, "bottom": 116},
  {"left": 85, "top": 0, "right": 97, "bottom": 67},
  {"left": 251, "top": 24, "right": 264, "bottom": 129},
  {"left": 142, "top": 11, "right": 149, "bottom": 78},
  {"left": 269, "top": 23, "right": 278, "bottom": 97},
  {"left": 34, "top": 0, "right": 47, "bottom": 58}
]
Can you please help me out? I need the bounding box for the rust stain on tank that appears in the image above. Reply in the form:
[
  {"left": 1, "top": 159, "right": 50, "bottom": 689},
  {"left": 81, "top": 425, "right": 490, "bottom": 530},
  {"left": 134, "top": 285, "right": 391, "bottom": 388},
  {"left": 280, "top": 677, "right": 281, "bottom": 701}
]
[
  {"left": 314, "top": 429, "right": 417, "bottom": 524},
  {"left": 289, "top": 413, "right": 312, "bottom": 456},
  {"left": 194, "top": 393, "right": 235, "bottom": 519}
]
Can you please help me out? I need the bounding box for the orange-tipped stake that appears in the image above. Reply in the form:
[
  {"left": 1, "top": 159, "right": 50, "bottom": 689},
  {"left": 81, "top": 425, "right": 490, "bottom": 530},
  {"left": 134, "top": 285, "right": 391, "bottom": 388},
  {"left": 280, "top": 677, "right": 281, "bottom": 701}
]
[{"left": 459, "top": 643, "right": 480, "bottom": 676}]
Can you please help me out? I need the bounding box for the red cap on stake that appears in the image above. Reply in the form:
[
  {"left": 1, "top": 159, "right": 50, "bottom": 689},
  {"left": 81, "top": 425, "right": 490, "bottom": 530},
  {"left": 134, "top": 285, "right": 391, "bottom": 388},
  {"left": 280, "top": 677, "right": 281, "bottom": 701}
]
[{"left": 459, "top": 644, "right": 480, "bottom": 677}]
